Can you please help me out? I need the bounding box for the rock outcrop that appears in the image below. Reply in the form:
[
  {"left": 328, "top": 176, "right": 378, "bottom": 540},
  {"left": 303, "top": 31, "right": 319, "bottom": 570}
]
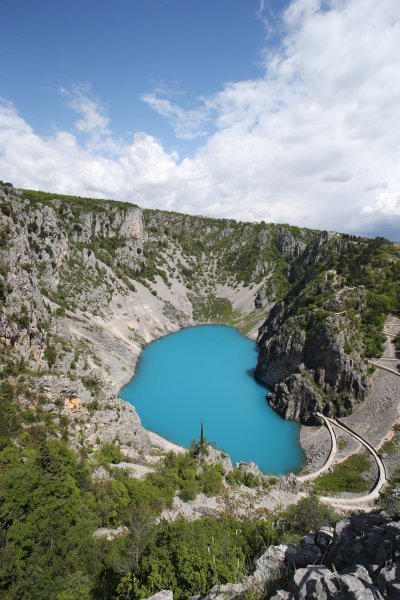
[
  {"left": 255, "top": 232, "right": 373, "bottom": 424},
  {"left": 256, "top": 308, "right": 368, "bottom": 423},
  {"left": 143, "top": 591, "right": 174, "bottom": 600},
  {"left": 179, "top": 511, "right": 400, "bottom": 600},
  {"left": 275, "top": 227, "right": 308, "bottom": 259},
  {"left": 277, "top": 564, "right": 383, "bottom": 599},
  {"left": 275, "top": 511, "right": 400, "bottom": 599}
]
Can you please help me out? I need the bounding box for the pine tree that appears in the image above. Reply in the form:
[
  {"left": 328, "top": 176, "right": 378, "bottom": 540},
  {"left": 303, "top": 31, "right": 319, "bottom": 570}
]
[{"left": 200, "top": 421, "right": 205, "bottom": 447}]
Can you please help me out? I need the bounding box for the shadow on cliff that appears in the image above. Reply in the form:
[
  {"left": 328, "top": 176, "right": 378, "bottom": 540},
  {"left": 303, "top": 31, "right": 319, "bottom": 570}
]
[{"left": 246, "top": 368, "right": 270, "bottom": 391}]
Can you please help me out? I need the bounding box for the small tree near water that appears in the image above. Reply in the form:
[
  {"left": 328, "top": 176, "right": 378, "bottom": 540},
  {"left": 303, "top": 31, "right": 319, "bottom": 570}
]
[
  {"left": 190, "top": 422, "right": 208, "bottom": 459},
  {"left": 200, "top": 421, "right": 205, "bottom": 447}
]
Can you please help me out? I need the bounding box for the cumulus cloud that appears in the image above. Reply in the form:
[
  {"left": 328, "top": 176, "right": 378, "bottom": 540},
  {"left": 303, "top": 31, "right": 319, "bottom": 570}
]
[{"left": 1, "top": 0, "right": 400, "bottom": 238}]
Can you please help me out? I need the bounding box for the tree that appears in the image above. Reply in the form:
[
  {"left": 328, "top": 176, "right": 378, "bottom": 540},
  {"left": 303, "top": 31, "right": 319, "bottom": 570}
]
[{"left": 200, "top": 421, "right": 205, "bottom": 447}]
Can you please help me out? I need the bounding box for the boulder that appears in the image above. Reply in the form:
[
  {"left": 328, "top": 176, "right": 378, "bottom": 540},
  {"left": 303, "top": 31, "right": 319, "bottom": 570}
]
[
  {"left": 282, "top": 564, "right": 383, "bottom": 599},
  {"left": 377, "top": 560, "right": 400, "bottom": 599},
  {"left": 315, "top": 526, "right": 334, "bottom": 552}
]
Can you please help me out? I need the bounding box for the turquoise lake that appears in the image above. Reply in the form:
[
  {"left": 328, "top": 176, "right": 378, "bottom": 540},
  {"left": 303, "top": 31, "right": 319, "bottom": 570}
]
[{"left": 120, "top": 325, "right": 304, "bottom": 475}]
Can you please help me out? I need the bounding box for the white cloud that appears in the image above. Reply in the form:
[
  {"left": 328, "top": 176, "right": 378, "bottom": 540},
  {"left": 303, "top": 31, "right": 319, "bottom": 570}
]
[
  {"left": 256, "top": 0, "right": 274, "bottom": 35},
  {"left": 0, "top": 101, "right": 181, "bottom": 202},
  {"left": 140, "top": 93, "right": 210, "bottom": 140},
  {"left": 362, "top": 193, "right": 400, "bottom": 216},
  {"left": 60, "top": 85, "right": 110, "bottom": 135},
  {"left": 1, "top": 0, "right": 400, "bottom": 238}
]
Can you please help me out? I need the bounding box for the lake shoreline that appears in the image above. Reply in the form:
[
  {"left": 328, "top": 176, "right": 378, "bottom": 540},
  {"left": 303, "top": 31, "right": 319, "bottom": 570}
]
[
  {"left": 119, "top": 324, "right": 305, "bottom": 475},
  {"left": 114, "top": 320, "right": 398, "bottom": 479}
]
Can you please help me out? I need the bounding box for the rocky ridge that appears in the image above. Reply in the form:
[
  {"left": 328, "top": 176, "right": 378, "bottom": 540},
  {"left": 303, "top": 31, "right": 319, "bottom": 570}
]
[
  {"left": 256, "top": 232, "right": 399, "bottom": 424},
  {"left": 0, "top": 182, "right": 314, "bottom": 456},
  {"left": 0, "top": 181, "right": 399, "bottom": 451}
]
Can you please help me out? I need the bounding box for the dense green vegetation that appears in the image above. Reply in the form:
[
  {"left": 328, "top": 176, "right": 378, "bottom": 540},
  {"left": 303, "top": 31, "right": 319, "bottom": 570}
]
[
  {"left": 0, "top": 437, "right": 98, "bottom": 599},
  {"left": 282, "top": 494, "right": 337, "bottom": 543},
  {"left": 0, "top": 430, "right": 271, "bottom": 599},
  {"left": 276, "top": 235, "right": 400, "bottom": 363},
  {"left": 0, "top": 377, "right": 340, "bottom": 600},
  {"left": 225, "top": 467, "right": 262, "bottom": 489},
  {"left": 192, "top": 295, "right": 235, "bottom": 323},
  {"left": 312, "top": 452, "right": 373, "bottom": 494},
  {"left": 22, "top": 188, "right": 136, "bottom": 214},
  {"left": 114, "top": 517, "right": 276, "bottom": 600}
]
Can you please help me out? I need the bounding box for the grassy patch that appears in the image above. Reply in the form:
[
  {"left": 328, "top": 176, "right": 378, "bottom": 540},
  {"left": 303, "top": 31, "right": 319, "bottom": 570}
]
[
  {"left": 192, "top": 295, "right": 234, "bottom": 323},
  {"left": 380, "top": 434, "right": 399, "bottom": 455},
  {"left": 235, "top": 311, "right": 264, "bottom": 335},
  {"left": 313, "top": 452, "right": 372, "bottom": 494}
]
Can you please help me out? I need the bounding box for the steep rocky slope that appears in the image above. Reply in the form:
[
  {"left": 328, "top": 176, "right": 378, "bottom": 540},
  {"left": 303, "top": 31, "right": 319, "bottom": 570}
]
[
  {"left": 0, "top": 182, "right": 314, "bottom": 455},
  {"left": 256, "top": 232, "right": 400, "bottom": 423},
  {"left": 0, "top": 180, "right": 399, "bottom": 453}
]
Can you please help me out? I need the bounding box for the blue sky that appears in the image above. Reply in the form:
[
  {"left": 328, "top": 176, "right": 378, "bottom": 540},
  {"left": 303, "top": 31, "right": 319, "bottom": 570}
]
[
  {"left": 1, "top": 0, "right": 274, "bottom": 154},
  {"left": 0, "top": 0, "right": 399, "bottom": 238}
]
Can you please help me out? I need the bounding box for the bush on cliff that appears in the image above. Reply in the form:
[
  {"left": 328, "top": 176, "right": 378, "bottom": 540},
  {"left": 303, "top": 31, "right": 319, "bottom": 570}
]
[
  {"left": 114, "top": 516, "right": 276, "bottom": 600},
  {"left": 283, "top": 495, "right": 337, "bottom": 540}
]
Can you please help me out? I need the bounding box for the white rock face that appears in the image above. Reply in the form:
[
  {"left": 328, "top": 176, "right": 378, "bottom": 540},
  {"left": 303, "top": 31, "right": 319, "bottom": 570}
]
[
  {"left": 143, "top": 591, "right": 173, "bottom": 600},
  {"left": 119, "top": 207, "right": 144, "bottom": 239}
]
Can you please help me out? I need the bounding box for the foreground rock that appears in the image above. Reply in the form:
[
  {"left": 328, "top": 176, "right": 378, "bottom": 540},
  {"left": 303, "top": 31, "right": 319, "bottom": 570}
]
[
  {"left": 143, "top": 592, "right": 173, "bottom": 600},
  {"left": 277, "top": 564, "right": 383, "bottom": 599},
  {"left": 169, "top": 511, "right": 399, "bottom": 600}
]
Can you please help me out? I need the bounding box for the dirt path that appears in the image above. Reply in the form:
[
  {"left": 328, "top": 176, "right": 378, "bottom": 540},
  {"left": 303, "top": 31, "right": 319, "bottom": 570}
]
[
  {"left": 300, "top": 316, "right": 400, "bottom": 474},
  {"left": 297, "top": 415, "right": 337, "bottom": 482},
  {"left": 318, "top": 416, "right": 387, "bottom": 509}
]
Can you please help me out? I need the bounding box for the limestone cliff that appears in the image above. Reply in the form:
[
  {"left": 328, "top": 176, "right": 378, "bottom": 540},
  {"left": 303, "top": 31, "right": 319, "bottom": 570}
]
[
  {"left": 0, "top": 181, "right": 398, "bottom": 451},
  {"left": 255, "top": 231, "right": 398, "bottom": 424},
  {"left": 255, "top": 304, "right": 368, "bottom": 424},
  {"left": 0, "top": 182, "right": 316, "bottom": 454}
]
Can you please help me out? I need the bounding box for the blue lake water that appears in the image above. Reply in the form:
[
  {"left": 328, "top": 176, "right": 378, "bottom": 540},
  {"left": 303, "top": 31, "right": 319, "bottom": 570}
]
[{"left": 120, "top": 325, "right": 304, "bottom": 475}]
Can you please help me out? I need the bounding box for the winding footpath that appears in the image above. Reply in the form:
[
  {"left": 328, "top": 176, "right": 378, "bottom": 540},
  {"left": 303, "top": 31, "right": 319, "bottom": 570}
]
[
  {"left": 297, "top": 415, "right": 337, "bottom": 483},
  {"left": 297, "top": 412, "right": 387, "bottom": 509},
  {"left": 318, "top": 415, "right": 387, "bottom": 508},
  {"left": 369, "top": 317, "right": 399, "bottom": 376},
  {"left": 296, "top": 317, "right": 400, "bottom": 509},
  {"left": 368, "top": 361, "right": 400, "bottom": 378}
]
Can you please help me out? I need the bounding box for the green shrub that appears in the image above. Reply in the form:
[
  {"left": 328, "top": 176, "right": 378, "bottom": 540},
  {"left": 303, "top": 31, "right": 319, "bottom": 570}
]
[
  {"left": 44, "top": 345, "right": 57, "bottom": 368},
  {"left": 81, "top": 375, "right": 101, "bottom": 394},
  {"left": 97, "top": 442, "right": 123, "bottom": 465},
  {"left": 226, "top": 468, "right": 260, "bottom": 488},
  {"left": 115, "top": 516, "right": 277, "bottom": 600},
  {"left": 283, "top": 494, "right": 337, "bottom": 536}
]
